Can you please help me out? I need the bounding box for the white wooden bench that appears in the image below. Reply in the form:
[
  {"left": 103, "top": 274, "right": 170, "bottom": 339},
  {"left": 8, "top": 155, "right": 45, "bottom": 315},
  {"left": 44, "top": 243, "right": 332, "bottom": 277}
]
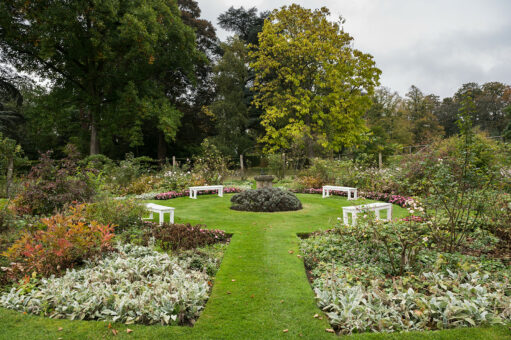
[
  {"left": 340, "top": 202, "right": 392, "bottom": 226},
  {"left": 322, "top": 185, "right": 358, "bottom": 200},
  {"left": 189, "top": 185, "right": 224, "bottom": 199},
  {"left": 144, "top": 203, "right": 175, "bottom": 225}
]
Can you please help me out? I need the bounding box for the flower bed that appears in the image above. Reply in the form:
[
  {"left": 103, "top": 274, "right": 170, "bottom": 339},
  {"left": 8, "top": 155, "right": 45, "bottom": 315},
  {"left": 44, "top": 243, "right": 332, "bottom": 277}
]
[
  {"left": 292, "top": 188, "right": 418, "bottom": 208},
  {"left": 155, "top": 187, "right": 242, "bottom": 200},
  {"left": 1, "top": 243, "right": 225, "bottom": 325},
  {"left": 300, "top": 225, "right": 511, "bottom": 335}
]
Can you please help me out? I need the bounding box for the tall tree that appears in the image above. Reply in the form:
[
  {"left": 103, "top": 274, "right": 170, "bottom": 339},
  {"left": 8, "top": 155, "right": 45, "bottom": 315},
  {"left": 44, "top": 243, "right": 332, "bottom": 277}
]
[
  {"left": 0, "top": 0, "right": 200, "bottom": 155},
  {"left": 218, "top": 7, "right": 270, "bottom": 45},
  {"left": 205, "top": 37, "right": 253, "bottom": 156},
  {"left": 162, "top": 0, "right": 219, "bottom": 159},
  {"left": 250, "top": 5, "right": 380, "bottom": 157},
  {"left": 404, "top": 86, "right": 444, "bottom": 144}
]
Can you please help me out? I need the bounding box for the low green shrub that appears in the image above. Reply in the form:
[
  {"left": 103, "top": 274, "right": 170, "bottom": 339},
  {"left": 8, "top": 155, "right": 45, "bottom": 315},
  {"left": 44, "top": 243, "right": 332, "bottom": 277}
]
[
  {"left": 84, "top": 198, "right": 147, "bottom": 231},
  {"left": 0, "top": 203, "right": 14, "bottom": 233},
  {"left": 230, "top": 188, "right": 302, "bottom": 212}
]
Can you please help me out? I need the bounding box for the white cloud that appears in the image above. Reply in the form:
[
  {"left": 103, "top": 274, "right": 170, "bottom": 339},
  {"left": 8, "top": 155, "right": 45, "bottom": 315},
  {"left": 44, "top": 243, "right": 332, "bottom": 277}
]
[{"left": 196, "top": 0, "right": 511, "bottom": 97}]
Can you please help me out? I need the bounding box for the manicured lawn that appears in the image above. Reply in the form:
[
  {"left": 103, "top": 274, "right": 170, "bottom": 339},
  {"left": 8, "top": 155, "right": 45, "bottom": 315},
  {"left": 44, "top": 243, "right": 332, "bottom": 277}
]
[{"left": 0, "top": 194, "right": 509, "bottom": 339}]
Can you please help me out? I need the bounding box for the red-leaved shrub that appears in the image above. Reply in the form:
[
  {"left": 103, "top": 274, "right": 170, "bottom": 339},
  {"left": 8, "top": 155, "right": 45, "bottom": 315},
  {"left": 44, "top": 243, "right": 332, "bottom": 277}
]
[
  {"left": 143, "top": 222, "right": 228, "bottom": 251},
  {"left": 2, "top": 206, "right": 114, "bottom": 280}
]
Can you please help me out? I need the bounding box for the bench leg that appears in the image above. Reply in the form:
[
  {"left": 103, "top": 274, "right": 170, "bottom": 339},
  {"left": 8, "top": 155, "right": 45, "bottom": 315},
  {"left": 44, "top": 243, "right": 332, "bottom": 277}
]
[
  {"left": 170, "top": 211, "right": 174, "bottom": 224},
  {"left": 352, "top": 213, "right": 357, "bottom": 226},
  {"left": 354, "top": 190, "right": 357, "bottom": 200},
  {"left": 343, "top": 211, "right": 348, "bottom": 225},
  {"left": 387, "top": 207, "right": 392, "bottom": 221},
  {"left": 375, "top": 209, "right": 381, "bottom": 220},
  {"left": 322, "top": 188, "right": 325, "bottom": 198},
  {"left": 159, "top": 212, "right": 164, "bottom": 225},
  {"left": 219, "top": 188, "right": 223, "bottom": 197}
]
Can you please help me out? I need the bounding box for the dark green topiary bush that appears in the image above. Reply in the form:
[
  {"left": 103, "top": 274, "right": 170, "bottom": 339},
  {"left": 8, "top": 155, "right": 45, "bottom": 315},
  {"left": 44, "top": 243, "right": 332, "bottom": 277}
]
[{"left": 230, "top": 188, "right": 302, "bottom": 212}]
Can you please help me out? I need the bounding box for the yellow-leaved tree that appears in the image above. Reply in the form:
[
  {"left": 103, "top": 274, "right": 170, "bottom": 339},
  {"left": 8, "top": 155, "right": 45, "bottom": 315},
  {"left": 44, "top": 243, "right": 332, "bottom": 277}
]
[{"left": 250, "top": 5, "right": 381, "bottom": 157}]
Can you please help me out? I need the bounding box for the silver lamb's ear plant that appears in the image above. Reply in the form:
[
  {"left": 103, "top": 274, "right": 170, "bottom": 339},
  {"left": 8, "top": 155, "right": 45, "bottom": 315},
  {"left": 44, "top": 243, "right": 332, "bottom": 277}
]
[{"left": 0, "top": 244, "right": 213, "bottom": 325}]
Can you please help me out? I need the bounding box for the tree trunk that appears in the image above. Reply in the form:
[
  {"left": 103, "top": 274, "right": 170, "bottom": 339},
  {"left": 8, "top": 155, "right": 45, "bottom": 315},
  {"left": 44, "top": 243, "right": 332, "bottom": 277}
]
[
  {"left": 157, "top": 131, "right": 167, "bottom": 161},
  {"left": 5, "top": 157, "right": 13, "bottom": 197},
  {"left": 90, "top": 112, "right": 100, "bottom": 155}
]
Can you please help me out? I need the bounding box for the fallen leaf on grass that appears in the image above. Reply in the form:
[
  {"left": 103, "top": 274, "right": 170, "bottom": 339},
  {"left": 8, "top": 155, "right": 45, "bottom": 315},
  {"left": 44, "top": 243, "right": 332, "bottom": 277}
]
[
  {"left": 226, "top": 291, "right": 231, "bottom": 294},
  {"left": 325, "top": 329, "right": 335, "bottom": 333},
  {"left": 231, "top": 279, "right": 236, "bottom": 282},
  {"left": 297, "top": 255, "right": 302, "bottom": 258},
  {"left": 126, "top": 328, "right": 133, "bottom": 334},
  {"left": 108, "top": 323, "right": 112, "bottom": 329},
  {"left": 58, "top": 327, "right": 63, "bottom": 331},
  {"left": 288, "top": 250, "right": 294, "bottom": 254},
  {"left": 319, "top": 316, "right": 323, "bottom": 320},
  {"left": 283, "top": 329, "right": 288, "bottom": 333},
  {"left": 313, "top": 314, "right": 319, "bottom": 318},
  {"left": 250, "top": 294, "right": 255, "bottom": 298},
  {"left": 112, "top": 329, "right": 118, "bottom": 336}
]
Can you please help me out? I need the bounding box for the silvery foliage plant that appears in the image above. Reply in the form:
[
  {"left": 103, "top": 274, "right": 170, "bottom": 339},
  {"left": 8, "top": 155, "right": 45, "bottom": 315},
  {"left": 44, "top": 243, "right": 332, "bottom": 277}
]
[
  {"left": 1, "top": 243, "right": 211, "bottom": 325},
  {"left": 314, "top": 270, "right": 511, "bottom": 334}
]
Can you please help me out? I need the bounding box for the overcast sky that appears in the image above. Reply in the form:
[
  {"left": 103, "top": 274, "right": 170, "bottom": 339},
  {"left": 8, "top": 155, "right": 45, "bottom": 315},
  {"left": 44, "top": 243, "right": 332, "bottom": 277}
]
[{"left": 196, "top": 0, "right": 511, "bottom": 98}]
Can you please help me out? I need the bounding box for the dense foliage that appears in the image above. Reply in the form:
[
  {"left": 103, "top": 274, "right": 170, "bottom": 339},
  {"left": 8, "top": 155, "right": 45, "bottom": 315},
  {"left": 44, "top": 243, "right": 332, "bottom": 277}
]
[
  {"left": 12, "top": 148, "right": 95, "bottom": 215},
  {"left": 251, "top": 5, "right": 380, "bottom": 157},
  {"left": 230, "top": 188, "right": 302, "bottom": 212},
  {"left": 2, "top": 206, "right": 114, "bottom": 280},
  {"left": 1, "top": 243, "right": 220, "bottom": 325},
  {"left": 142, "top": 222, "right": 228, "bottom": 251},
  {"left": 301, "top": 222, "right": 511, "bottom": 334}
]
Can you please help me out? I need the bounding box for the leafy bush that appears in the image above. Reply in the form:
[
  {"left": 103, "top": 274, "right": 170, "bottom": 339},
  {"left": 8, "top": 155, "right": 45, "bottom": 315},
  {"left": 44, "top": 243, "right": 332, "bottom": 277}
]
[
  {"left": 0, "top": 202, "right": 14, "bottom": 233},
  {"left": 143, "top": 222, "right": 228, "bottom": 251},
  {"left": 122, "top": 174, "right": 162, "bottom": 195},
  {"left": 83, "top": 199, "right": 147, "bottom": 232},
  {"left": 230, "top": 188, "right": 302, "bottom": 212},
  {"left": 267, "top": 153, "right": 286, "bottom": 179},
  {"left": 2, "top": 206, "right": 114, "bottom": 279},
  {"left": 1, "top": 244, "right": 212, "bottom": 325},
  {"left": 192, "top": 139, "right": 231, "bottom": 185},
  {"left": 486, "top": 192, "right": 511, "bottom": 243},
  {"left": 12, "top": 147, "right": 95, "bottom": 215}
]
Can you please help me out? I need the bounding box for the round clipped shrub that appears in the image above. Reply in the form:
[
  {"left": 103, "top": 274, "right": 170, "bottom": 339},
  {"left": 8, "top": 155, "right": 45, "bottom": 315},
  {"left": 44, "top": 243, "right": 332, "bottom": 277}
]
[{"left": 230, "top": 188, "right": 302, "bottom": 212}]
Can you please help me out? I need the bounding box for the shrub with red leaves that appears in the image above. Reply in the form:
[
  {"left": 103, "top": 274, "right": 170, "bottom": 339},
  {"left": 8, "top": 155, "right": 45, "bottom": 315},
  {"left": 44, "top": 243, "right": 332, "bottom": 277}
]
[{"left": 2, "top": 205, "right": 114, "bottom": 280}]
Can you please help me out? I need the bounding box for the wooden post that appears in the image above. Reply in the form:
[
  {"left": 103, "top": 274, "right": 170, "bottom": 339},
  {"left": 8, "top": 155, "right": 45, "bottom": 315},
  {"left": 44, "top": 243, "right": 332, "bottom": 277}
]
[
  {"left": 172, "top": 156, "right": 176, "bottom": 170},
  {"left": 282, "top": 152, "right": 286, "bottom": 179},
  {"left": 378, "top": 152, "right": 382, "bottom": 169},
  {"left": 240, "top": 154, "right": 244, "bottom": 179}
]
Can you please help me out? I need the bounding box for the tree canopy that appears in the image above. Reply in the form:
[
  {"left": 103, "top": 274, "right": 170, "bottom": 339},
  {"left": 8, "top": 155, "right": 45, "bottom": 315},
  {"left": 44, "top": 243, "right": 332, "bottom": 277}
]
[
  {"left": 0, "top": 0, "right": 201, "bottom": 155},
  {"left": 250, "top": 5, "right": 381, "bottom": 157}
]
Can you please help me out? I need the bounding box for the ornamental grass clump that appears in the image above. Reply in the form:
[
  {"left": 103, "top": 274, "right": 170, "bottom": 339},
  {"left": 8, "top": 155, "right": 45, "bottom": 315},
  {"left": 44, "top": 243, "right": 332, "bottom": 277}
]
[
  {"left": 230, "top": 187, "right": 302, "bottom": 212},
  {"left": 0, "top": 244, "right": 211, "bottom": 325}
]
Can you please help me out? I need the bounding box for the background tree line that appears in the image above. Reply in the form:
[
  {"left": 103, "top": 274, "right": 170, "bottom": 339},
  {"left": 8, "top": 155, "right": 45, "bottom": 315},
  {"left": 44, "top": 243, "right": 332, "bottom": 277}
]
[{"left": 1, "top": 1, "right": 510, "bottom": 164}]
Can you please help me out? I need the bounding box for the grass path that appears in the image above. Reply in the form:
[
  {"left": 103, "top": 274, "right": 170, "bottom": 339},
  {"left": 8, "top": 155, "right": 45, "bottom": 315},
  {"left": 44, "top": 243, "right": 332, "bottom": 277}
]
[{"left": 1, "top": 194, "right": 510, "bottom": 339}]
